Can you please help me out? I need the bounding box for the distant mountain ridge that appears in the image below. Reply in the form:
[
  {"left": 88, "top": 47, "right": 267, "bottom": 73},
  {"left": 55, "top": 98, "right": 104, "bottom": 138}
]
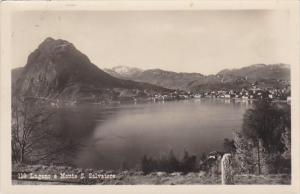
[
  {"left": 104, "top": 63, "right": 290, "bottom": 91},
  {"left": 104, "top": 67, "right": 205, "bottom": 90},
  {"left": 103, "top": 66, "right": 143, "bottom": 79},
  {"left": 12, "top": 38, "right": 169, "bottom": 101},
  {"left": 217, "top": 63, "right": 290, "bottom": 81}
]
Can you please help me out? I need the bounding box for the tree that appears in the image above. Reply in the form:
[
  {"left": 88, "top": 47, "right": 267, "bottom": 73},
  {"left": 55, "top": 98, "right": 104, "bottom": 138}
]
[
  {"left": 281, "top": 127, "right": 291, "bottom": 160},
  {"left": 11, "top": 96, "right": 79, "bottom": 164},
  {"left": 141, "top": 155, "right": 155, "bottom": 174},
  {"left": 167, "top": 150, "right": 180, "bottom": 172},
  {"left": 232, "top": 130, "right": 256, "bottom": 174},
  {"left": 12, "top": 97, "right": 51, "bottom": 163},
  {"left": 223, "top": 138, "right": 236, "bottom": 153},
  {"left": 241, "top": 99, "right": 290, "bottom": 174},
  {"left": 181, "top": 150, "right": 197, "bottom": 173}
]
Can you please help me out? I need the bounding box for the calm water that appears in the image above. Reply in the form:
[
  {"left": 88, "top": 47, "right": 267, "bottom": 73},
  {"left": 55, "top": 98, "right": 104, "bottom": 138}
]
[{"left": 53, "top": 98, "right": 251, "bottom": 169}]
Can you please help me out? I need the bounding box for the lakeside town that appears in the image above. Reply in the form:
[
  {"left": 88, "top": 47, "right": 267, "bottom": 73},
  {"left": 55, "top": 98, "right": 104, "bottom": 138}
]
[
  {"left": 95, "top": 80, "right": 291, "bottom": 104},
  {"left": 150, "top": 84, "right": 291, "bottom": 103},
  {"left": 42, "top": 80, "right": 291, "bottom": 107}
]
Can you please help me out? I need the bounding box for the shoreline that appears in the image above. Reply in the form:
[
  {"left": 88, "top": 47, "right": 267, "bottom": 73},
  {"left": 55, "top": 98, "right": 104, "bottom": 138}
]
[{"left": 45, "top": 96, "right": 289, "bottom": 108}]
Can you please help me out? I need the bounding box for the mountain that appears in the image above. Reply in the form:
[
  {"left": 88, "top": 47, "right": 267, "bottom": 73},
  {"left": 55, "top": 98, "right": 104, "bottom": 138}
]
[
  {"left": 12, "top": 38, "right": 169, "bottom": 101},
  {"left": 188, "top": 64, "right": 290, "bottom": 91},
  {"left": 217, "top": 63, "right": 290, "bottom": 81},
  {"left": 135, "top": 69, "right": 205, "bottom": 90},
  {"left": 104, "top": 67, "right": 204, "bottom": 90},
  {"left": 13, "top": 37, "right": 290, "bottom": 100},
  {"left": 103, "top": 66, "right": 143, "bottom": 79},
  {"left": 11, "top": 67, "right": 24, "bottom": 86},
  {"left": 104, "top": 63, "right": 290, "bottom": 91}
]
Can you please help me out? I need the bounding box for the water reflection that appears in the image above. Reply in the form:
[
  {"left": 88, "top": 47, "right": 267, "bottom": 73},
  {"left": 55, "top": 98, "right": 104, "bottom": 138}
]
[
  {"left": 50, "top": 98, "right": 248, "bottom": 169},
  {"left": 36, "top": 98, "right": 251, "bottom": 169}
]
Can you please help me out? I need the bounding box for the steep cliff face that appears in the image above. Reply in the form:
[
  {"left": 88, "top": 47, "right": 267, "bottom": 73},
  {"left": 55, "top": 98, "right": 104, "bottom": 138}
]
[{"left": 13, "top": 38, "right": 167, "bottom": 100}]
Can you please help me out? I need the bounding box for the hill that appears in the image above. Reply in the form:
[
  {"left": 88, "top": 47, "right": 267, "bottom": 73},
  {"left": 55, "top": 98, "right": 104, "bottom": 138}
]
[
  {"left": 12, "top": 38, "right": 169, "bottom": 102},
  {"left": 11, "top": 67, "right": 24, "bottom": 86},
  {"left": 105, "top": 64, "right": 290, "bottom": 91},
  {"left": 13, "top": 37, "right": 290, "bottom": 98},
  {"left": 189, "top": 64, "right": 290, "bottom": 91},
  {"left": 103, "top": 66, "right": 143, "bottom": 79},
  {"left": 217, "top": 63, "right": 290, "bottom": 82},
  {"left": 104, "top": 68, "right": 205, "bottom": 90}
]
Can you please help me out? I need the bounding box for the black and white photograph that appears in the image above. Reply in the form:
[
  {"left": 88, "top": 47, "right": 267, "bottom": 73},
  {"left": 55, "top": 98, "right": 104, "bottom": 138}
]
[{"left": 1, "top": 1, "right": 300, "bottom": 193}]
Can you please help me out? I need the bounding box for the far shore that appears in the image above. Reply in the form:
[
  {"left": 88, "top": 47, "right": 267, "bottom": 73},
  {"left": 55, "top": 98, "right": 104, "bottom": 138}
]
[{"left": 28, "top": 95, "right": 290, "bottom": 108}]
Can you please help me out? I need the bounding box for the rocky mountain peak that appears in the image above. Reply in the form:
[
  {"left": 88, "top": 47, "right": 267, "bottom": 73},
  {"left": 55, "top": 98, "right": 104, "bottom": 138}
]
[
  {"left": 36, "top": 37, "right": 75, "bottom": 56},
  {"left": 111, "top": 66, "right": 142, "bottom": 75},
  {"left": 14, "top": 38, "right": 167, "bottom": 99}
]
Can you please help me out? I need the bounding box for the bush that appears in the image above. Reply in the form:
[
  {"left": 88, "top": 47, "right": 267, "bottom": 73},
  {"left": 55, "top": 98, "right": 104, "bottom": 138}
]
[
  {"left": 141, "top": 150, "right": 198, "bottom": 174},
  {"left": 181, "top": 150, "right": 197, "bottom": 173}
]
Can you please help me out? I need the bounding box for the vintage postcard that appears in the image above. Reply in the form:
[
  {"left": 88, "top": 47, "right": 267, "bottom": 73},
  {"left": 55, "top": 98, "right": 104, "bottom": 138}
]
[{"left": 0, "top": 1, "right": 299, "bottom": 194}]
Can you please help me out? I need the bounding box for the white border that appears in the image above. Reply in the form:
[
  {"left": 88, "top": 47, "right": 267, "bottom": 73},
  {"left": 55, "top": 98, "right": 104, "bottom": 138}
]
[{"left": 1, "top": 1, "right": 299, "bottom": 194}]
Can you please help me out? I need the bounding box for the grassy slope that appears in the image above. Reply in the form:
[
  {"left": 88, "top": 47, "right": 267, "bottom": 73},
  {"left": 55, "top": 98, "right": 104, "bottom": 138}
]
[{"left": 12, "top": 164, "right": 290, "bottom": 185}]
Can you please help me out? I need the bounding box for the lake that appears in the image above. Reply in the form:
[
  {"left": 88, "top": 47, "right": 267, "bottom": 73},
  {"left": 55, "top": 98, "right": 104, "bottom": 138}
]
[{"left": 53, "top": 98, "right": 252, "bottom": 170}]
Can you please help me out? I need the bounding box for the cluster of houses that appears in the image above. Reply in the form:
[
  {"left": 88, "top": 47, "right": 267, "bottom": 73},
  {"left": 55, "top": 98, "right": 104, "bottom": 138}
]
[
  {"left": 150, "top": 91, "right": 190, "bottom": 102},
  {"left": 193, "top": 87, "right": 290, "bottom": 101},
  {"left": 149, "top": 85, "right": 291, "bottom": 103},
  {"left": 47, "top": 83, "right": 291, "bottom": 107}
]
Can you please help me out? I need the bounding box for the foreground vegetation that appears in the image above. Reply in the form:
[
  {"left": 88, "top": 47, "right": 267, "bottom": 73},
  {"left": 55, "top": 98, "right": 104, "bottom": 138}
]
[
  {"left": 232, "top": 99, "right": 291, "bottom": 175},
  {"left": 139, "top": 99, "right": 291, "bottom": 177},
  {"left": 11, "top": 96, "right": 291, "bottom": 184},
  {"left": 12, "top": 164, "right": 290, "bottom": 185}
]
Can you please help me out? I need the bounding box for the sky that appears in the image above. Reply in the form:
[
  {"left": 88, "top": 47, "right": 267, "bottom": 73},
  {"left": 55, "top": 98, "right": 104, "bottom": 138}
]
[{"left": 11, "top": 10, "right": 290, "bottom": 75}]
